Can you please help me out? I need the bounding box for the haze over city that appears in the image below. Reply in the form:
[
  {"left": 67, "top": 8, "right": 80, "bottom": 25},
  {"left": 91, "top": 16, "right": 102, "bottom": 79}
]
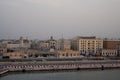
[{"left": 0, "top": 0, "right": 120, "bottom": 40}]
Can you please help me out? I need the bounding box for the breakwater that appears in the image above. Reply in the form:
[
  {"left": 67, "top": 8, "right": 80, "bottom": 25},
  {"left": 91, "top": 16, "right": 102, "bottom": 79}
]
[{"left": 0, "top": 60, "right": 120, "bottom": 75}]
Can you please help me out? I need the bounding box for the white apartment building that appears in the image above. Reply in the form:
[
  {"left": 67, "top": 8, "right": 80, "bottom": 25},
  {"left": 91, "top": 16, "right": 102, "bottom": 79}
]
[{"left": 72, "top": 36, "right": 103, "bottom": 55}]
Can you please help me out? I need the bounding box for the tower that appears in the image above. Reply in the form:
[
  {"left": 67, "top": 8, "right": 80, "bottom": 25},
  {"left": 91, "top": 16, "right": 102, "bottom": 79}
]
[
  {"left": 49, "top": 36, "right": 56, "bottom": 49},
  {"left": 19, "top": 36, "right": 24, "bottom": 48}
]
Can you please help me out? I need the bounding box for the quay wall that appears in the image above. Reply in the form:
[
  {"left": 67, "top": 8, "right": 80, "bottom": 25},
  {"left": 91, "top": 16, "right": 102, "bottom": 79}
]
[{"left": 1, "top": 60, "right": 120, "bottom": 75}]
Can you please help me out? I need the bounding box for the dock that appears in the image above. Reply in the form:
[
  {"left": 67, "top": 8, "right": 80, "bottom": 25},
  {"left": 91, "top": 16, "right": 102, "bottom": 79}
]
[{"left": 0, "top": 60, "right": 120, "bottom": 75}]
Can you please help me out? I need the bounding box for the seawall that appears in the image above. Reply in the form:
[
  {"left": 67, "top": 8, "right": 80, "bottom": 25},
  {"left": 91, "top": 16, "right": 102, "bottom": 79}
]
[{"left": 0, "top": 60, "right": 120, "bottom": 75}]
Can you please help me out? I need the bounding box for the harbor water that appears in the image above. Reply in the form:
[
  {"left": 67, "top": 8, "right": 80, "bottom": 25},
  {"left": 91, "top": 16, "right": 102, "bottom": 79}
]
[{"left": 0, "top": 69, "right": 120, "bottom": 80}]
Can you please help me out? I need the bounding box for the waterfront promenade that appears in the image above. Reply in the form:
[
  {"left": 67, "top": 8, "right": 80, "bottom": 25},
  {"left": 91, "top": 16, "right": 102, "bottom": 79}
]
[{"left": 0, "top": 60, "right": 120, "bottom": 75}]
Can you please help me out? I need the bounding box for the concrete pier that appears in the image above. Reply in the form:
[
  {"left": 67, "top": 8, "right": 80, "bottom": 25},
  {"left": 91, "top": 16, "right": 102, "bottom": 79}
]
[{"left": 0, "top": 60, "right": 120, "bottom": 75}]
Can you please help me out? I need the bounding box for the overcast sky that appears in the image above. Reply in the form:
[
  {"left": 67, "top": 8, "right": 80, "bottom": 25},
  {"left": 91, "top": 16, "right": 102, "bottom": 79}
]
[{"left": 0, "top": 0, "right": 120, "bottom": 40}]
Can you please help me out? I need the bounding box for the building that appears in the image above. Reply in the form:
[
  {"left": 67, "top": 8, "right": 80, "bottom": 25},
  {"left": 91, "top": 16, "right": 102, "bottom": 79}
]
[
  {"left": 19, "top": 36, "right": 30, "bottom": 48},
  {"left": 103, "top": 40, "right": 120, "bottom": 57},
  {"left": 7, "top": 43, "right": 20, "bottom": 49},
  {"left": 49, "top": 36, "right": 56, "bottom": 49},
  {"left": 5, "top": 37, "right": 30, "bottom": 49},
  {"left": 71, "top": 36, "right": 103, "bottom": 55},
  {"left": 102, "top": 49, "right": 117, "bottom": 57},
  {"left": 31, "top": 40, "right": 50, "bottom": 51},
  {"left": 3, "top": 52, "right": 27, "bottom": 59},
  {"left": 0, "top": 41, "right": 7, "bottom": 48},
  {"left": 39, "top": 41, "right": 49, "bottom": 51},
  {"left": 103, "top": 40, "right": 120, "bottom": 49},
  {"left": 26, "top": 49, "right": 56, "bottom": 58},
  {"left": 117, "top": 44, "right": 120, "bottom": 56},
  {"left": 56, "top": 50, "right": 80, "bottom": 58},
  {"left": 56, "top": 39, "right": 71, "bottom": 50},
  {"left": 71, "top": 39, "right": 78, "bottom": 51},
  {"left": 30, "top": 36, "right": 56, "bottom": 51},
  {"left": 0, "top": 48, "right": 6, "bottom": 59}
]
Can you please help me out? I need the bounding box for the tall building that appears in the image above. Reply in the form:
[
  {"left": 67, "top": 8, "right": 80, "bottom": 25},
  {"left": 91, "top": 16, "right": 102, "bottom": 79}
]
[
  {"left": 71, "top": 36, "right": 103, "bottom": 55},
  {"left": 56, "top": 39, "right": 71, "bottom": 50}
]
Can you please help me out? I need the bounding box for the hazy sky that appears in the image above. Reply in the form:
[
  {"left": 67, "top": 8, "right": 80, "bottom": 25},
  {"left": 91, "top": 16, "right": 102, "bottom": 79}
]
[{"left": 0, "top": 0, "right": 120, "bottom": 40}]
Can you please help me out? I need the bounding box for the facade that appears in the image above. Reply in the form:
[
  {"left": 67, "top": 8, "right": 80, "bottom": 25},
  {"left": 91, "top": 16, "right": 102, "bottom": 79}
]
[
  {"left": 49, "top": 36, "right": 56, "bottom": 49},
  {"left": 1, "top": 36, "right": 120, "bottom": 58},
  {"left": 39, "top": 41, "right": 49, "bottom": 51},
  {"left": 19, "top": 37, "right": 30, "bottom": 48},
  {"left": 26, "top": 49, "right": 56, "bottom": 58},
  {"left": 103, "top": 40, "right": 120, "bottom": 57},
  {"left": 30, "top": 36, "right": 56, "bottom": 51},
  {"left": 71, "top": 36, "right": 103, "bottom": 55},
  {"left": 3, "top": 52, "right": 27, "bottom": 59},
  {"left": 71, "top": 39, "right": 78, "bottom": 51},
  {"left": 0, "top": 48, "right": 6, "bottom": 59},
  {"left": 31, "top": 41, "right": 50, "bottom": 51},
  {"left": 30, "top": 40, "right": 39, "bottom": 49},
  {"left": 117, "top": 44, "right": 120, "bottom": 56},
  {"left": 103, "top": 40, "right": 120, "bottom": 49},
  {"left": 7, "top": 43, "right": 20, "bottom": 48},
  {"left": 56, "top": 50, "right": 80, "bottom": 58},
  {"left": 0, "top": 42, "right": 7, "bottom": 48},
  {"left": 63, "top": 39, "right": 71, "bottom": 50},
  {"left": 102, "top": 49, "right": 117, "bottom": 57},
  {"left": 6, "top": 37, "right": 30, "bottom": 49},
  {"left": 56, "top": 39, "right": 71, "bottom": 50}
]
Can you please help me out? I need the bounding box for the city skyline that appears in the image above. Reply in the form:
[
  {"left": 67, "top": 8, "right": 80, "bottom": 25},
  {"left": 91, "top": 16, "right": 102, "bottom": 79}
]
[{"left": 0, "top": 0, "right": 120, "bottom": 39}]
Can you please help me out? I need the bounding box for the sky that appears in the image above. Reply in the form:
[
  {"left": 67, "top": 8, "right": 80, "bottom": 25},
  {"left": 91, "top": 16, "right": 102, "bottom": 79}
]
[{"left": 0, "top": 0, "right": 120, "bottom": 40}]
